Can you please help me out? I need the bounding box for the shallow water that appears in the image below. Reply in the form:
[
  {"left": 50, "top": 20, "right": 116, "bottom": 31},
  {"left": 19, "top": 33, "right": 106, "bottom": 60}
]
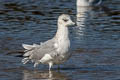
[{"left": 0, "top": 0, "right": 120, "bottom": 80}]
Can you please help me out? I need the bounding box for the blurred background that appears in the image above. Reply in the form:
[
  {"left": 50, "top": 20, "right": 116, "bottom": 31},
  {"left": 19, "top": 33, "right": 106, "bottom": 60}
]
[{"left": 0, "top": 0, "right": 120, "bottom": 80}]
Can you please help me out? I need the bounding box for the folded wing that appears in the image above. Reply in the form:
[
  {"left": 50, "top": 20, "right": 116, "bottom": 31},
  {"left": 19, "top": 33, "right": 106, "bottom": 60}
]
[{"left": 22, "top": 39, "right": 57, "bottom": 67}]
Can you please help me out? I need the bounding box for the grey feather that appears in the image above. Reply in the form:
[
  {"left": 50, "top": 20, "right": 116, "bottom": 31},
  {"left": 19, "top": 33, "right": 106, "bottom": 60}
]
[{"left": 22, "top": 38, "right": 57, "bottom": 64}]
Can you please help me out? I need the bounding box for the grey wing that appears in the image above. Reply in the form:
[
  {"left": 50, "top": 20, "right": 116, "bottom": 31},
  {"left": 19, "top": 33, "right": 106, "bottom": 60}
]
[{"left": 22, "top": 39, "right": 56, "bottom": 65}]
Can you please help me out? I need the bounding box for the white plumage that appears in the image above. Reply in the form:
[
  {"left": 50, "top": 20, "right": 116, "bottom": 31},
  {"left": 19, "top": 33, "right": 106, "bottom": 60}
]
[
  {"left": 77, "top": 0, "right": 102, "bottom": 6},
  {"left": 22, "top": 14, "right": 75, "bottom": 70}
]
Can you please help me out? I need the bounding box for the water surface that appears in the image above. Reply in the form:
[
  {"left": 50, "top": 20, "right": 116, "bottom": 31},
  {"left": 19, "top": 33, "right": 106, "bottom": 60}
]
[{"left": 0, "top": 0, "right": 120, "bottom": 80}]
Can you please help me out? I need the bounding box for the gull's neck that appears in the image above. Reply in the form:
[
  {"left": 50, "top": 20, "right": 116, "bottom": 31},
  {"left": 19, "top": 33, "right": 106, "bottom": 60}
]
[
  {"left": 55, "top": 23, "right": 69, "bottom": 40},
  {"left": 54, "top": 21, "right": 70, "bottom": 54}
]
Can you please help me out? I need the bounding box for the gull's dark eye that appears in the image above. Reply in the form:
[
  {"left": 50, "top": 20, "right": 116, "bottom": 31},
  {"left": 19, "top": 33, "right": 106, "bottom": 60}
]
[{"left": 63, "top": 18, "right": 68, "bottom": 22}]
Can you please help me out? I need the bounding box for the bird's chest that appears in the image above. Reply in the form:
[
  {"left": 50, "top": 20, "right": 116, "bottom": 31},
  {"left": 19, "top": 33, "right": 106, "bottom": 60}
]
[{"left": 54, "top": 38, "right": 70, "bottom": 54}]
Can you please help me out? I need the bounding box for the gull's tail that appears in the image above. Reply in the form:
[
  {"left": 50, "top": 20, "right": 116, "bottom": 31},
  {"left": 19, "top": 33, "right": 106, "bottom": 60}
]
[{"left": 22, "top": 43, "right": 39, "bottom": 67}]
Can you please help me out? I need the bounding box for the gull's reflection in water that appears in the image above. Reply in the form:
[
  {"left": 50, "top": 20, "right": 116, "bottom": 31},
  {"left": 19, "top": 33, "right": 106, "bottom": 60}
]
[
  {"left": 76, "top": 6, "right": 93, "bottom": 38},
  {"left": 76, "top": 6, "right": 93, "bottom": 27},
  {"left": 23, "top": 69, "right": 70, "bottom": 80},
  {"left": 75, "top": 4, "right": 101, "bottom": 40}
]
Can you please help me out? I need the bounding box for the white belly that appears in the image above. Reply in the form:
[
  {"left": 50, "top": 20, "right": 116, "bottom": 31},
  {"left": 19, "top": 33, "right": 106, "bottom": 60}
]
[{"left": 52, "top": 51, "right": 71, "bottom": 64}]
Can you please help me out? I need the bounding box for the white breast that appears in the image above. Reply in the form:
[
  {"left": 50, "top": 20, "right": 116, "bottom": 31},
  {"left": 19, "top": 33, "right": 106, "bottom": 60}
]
[{"left": 56, "top": 38, "right": 70, "bottom": 54}]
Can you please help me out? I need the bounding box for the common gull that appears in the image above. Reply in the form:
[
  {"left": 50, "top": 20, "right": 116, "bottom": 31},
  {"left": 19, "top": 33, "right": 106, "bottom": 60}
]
[{"left": 22, "top": 14, "right": 75, "bottom": 70}]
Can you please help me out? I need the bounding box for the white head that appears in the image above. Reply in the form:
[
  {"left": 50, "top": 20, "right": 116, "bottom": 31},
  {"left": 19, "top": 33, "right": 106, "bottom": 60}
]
[{"left": 58, "top": 14, "right": 75, "bottom": 27}]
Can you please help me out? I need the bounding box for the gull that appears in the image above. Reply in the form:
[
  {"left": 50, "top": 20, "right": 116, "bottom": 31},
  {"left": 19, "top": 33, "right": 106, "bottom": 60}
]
[
  {"left": 77, "top": 0, "right": 102, "bottom": 6},
  {"left": 22, "top": 14, "right": 75, "bottom": 70}
]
